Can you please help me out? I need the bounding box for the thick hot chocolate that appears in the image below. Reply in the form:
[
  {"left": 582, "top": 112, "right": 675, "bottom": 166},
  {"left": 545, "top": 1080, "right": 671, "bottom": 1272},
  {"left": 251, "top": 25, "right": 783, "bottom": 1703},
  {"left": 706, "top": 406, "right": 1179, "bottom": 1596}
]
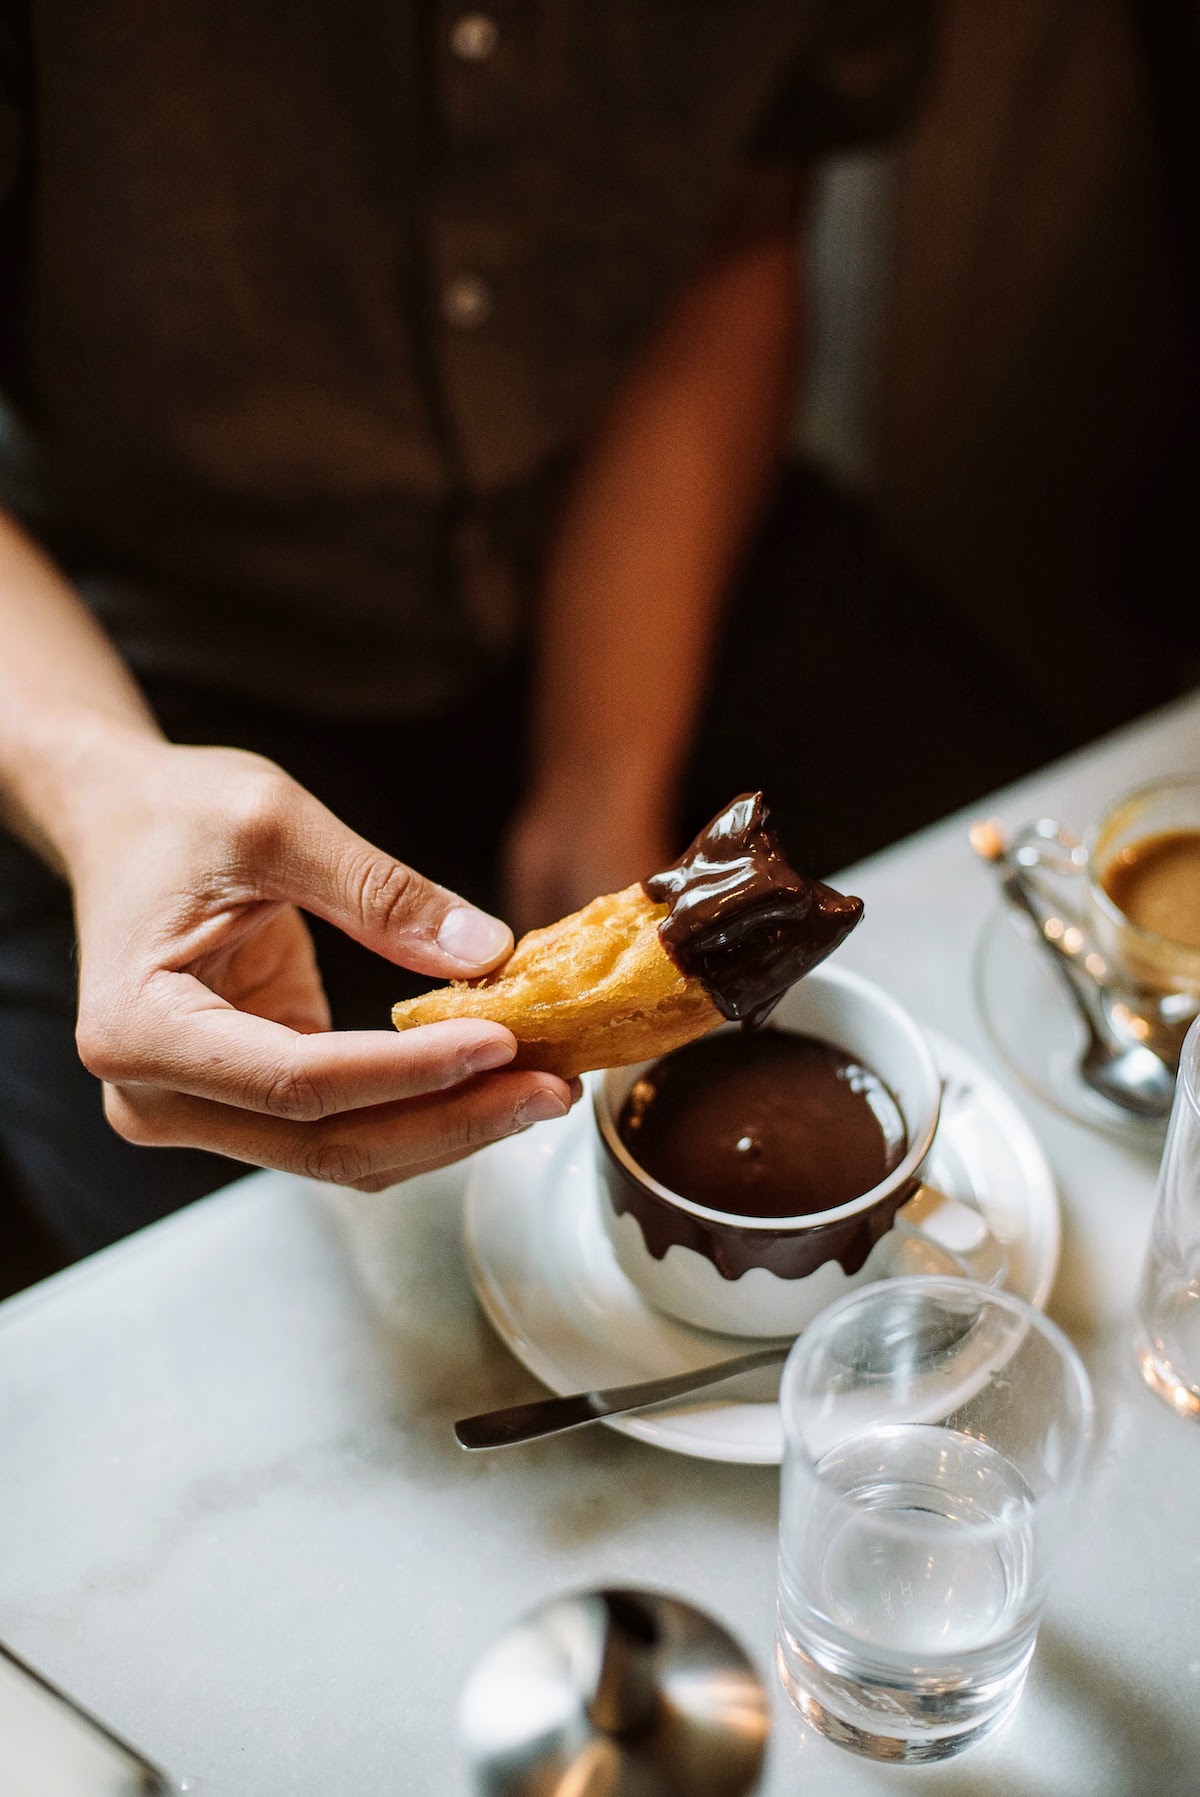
[{"left": 617, "top": 1030, "right": 906, "bottom": 1219}]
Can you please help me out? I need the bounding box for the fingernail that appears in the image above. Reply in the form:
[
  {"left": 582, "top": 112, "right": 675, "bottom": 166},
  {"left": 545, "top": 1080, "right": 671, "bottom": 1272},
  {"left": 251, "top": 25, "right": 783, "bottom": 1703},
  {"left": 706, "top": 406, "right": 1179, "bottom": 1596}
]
[
  {"left": 467, "top": 1037, "right": 516, "bottom": 1075},
  {"left": 436, "top": 906, "right": 512, "bottom": 967},
  {"left": 515, "top": 1090, "right": 569, "bottom": 1128}
]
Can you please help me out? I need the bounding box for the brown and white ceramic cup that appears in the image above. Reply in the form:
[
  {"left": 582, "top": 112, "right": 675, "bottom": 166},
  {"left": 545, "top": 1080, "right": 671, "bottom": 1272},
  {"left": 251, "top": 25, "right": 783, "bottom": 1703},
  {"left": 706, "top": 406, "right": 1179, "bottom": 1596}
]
[{"left": 593, "top": 966, "right": 958, "bottom": 1337}]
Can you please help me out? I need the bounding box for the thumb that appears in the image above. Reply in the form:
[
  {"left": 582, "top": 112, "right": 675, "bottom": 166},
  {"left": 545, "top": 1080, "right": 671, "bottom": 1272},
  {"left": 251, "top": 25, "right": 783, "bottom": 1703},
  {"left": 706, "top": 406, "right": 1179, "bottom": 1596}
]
[{"left": 265, "top": 783, "right": 514, "bottom": 977}]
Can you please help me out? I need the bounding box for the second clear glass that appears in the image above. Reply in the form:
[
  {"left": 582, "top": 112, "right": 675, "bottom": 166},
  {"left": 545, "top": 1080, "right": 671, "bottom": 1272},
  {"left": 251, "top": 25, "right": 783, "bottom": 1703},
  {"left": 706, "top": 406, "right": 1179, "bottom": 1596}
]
[{"left": 1136, "top": 1013, "right": 1200, "bottom": 1415}]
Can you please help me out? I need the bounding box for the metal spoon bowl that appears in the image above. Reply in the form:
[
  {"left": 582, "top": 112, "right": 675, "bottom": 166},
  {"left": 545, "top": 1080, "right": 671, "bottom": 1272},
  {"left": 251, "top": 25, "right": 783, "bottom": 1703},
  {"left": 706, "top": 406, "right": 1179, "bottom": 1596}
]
[{"left": 1077, "top": 1030, "right": 1178, "bottom": 1120}]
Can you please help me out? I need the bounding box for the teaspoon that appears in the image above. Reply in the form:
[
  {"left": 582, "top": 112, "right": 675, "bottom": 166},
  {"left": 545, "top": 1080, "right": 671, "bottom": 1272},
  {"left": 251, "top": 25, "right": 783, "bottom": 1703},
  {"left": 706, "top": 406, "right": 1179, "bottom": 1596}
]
[
  {"left": 456, "top": 1219, "right": 999, "bottom": 1450},
  {"left": 454, "top": 1343, "right": 791, "bottom": 1450},
  {"left": 970, "top": 820, "right": 1176, "bottom": 1120}
]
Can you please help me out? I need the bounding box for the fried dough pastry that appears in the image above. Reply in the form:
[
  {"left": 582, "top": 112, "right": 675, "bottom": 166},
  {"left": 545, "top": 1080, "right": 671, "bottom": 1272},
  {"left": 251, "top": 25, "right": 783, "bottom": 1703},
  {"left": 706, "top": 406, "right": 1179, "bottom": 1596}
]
[
  {"left": 391, "top": 793, "right": 864, "bottom": 1080},
  {"left": 391, "top": 883, "right": 721, "bottom": 1079}
]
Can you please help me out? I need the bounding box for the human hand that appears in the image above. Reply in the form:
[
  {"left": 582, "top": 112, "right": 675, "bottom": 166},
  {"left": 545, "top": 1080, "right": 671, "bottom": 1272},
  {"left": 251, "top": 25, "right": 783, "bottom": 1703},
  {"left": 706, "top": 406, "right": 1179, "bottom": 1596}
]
[
  {"left": 502, "top": 771, "right": 675, "bottom": 934},
  {"left": 69, "top": 741, "right": 578, "bottom": 1190}
]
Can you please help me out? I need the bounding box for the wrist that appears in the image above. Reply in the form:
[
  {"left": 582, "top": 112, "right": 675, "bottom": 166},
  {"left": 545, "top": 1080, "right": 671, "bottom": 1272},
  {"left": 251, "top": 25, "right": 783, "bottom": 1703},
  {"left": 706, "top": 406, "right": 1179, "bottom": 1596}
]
[
  {"left": 8, "top": 708, "right": 168, "bottom": 881},
  {"left": 528, "top": 749, "right": 678, "bottom": 827}
]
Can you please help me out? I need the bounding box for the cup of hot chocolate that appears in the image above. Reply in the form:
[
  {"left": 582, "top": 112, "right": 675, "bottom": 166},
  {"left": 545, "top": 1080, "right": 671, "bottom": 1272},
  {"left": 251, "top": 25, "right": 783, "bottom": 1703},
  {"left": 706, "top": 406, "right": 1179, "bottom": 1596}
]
[
  {"left": 1007, "top": 774, "right": 1200, "bottom": 1067},
  {"left": 593, "top": 965, "right": 986, "bottom": 1337}
]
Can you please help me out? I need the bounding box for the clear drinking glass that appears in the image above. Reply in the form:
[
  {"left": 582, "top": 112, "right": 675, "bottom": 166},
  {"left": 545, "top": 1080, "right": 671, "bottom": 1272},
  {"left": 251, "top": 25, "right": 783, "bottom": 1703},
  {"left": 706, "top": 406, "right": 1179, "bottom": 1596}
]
[
  {"left": 776, "top": 1277, "right": 1093, "bottom": 1763},
  {"left": 1136, "top": 1014, "right": 1200, "bottom": 1414}
]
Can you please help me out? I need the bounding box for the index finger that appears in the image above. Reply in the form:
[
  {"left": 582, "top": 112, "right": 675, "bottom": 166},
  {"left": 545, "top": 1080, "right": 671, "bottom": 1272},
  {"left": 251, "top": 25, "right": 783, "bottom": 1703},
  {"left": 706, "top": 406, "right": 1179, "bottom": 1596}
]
[{"left": 114, "top": 971, "right": 519, "bottom": 1119}]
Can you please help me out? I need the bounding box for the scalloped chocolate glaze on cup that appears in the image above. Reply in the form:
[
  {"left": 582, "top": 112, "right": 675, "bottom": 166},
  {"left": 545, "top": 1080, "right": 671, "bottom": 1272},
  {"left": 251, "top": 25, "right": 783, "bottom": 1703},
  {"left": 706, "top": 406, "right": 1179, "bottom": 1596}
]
[
  {"left": 643, "top": 791, "right": 864, "bottom": 1028},
  {"left": 599, "top": 1144, "right": 918, "bottom": 1281}
]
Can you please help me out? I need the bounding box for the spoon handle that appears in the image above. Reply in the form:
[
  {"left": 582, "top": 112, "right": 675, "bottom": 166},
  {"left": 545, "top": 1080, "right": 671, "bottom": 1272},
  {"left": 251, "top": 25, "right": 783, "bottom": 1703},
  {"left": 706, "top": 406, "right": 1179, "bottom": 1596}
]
[
  {"left": 993, "top": 860, "right": 1107, "bottom": 1034},
  {"left": 454, "top": 1344, "right": 792, "bottom": 1450}
]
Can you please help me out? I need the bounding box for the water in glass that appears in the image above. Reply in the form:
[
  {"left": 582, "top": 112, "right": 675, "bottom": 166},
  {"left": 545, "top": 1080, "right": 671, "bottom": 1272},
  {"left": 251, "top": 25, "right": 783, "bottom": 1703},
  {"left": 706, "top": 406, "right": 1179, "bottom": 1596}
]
[{"left": 778, "top": 1421, "right": 1039, "bottom": 1759}]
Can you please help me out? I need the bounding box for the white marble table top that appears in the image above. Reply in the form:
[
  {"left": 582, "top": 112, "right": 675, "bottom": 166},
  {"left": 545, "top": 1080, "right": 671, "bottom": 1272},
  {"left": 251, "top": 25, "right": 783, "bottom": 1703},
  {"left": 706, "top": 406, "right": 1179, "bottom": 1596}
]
[{"left": 3, "top": 692, "right": 1200, "bottom": 1796}]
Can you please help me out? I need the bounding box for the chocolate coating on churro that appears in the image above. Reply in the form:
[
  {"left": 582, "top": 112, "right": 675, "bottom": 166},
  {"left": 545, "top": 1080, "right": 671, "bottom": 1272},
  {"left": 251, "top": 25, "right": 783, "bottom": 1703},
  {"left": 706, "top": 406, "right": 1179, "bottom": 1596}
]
[{"left": 642, "top": 792, "right": 863, "bottom": 1027}]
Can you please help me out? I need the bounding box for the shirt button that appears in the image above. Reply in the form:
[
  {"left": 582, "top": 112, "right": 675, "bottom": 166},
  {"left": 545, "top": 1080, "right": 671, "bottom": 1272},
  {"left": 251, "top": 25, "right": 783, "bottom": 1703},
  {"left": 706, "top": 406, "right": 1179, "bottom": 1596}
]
[
  {"left": 449, "top": 13, "right": 499, "bottom": 62},
  {"left": 441, "top": 272, "right": 495, "bottom": 329}
]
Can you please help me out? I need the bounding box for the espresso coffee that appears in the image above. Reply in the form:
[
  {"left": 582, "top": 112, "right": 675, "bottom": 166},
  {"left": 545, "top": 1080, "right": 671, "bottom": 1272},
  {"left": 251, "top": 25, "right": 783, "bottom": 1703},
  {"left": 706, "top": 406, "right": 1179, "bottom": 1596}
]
[
  {"left": 1101, "top": 829, "right": 1200, "bottom": 949},
  {"left": 617, "top": 1031, "right": 906, "bottom": 1219}
]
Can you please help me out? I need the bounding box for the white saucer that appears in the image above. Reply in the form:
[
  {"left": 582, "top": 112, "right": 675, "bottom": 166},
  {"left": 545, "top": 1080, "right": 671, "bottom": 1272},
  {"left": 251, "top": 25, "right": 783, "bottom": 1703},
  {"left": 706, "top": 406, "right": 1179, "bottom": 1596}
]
[
  {"left": 973, "top": 908, "right": 1169, "bottom": 1143},
  {"left": 463, "top": 1028, "right": 1059, "bottom": 1465}
]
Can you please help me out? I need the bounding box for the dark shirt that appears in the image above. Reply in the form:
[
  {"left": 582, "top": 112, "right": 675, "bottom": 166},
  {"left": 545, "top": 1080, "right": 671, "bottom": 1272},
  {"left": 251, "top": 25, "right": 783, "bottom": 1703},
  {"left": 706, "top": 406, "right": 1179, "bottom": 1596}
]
[{"left": 0, "top": 1, "right": 933, "bottom": 716}]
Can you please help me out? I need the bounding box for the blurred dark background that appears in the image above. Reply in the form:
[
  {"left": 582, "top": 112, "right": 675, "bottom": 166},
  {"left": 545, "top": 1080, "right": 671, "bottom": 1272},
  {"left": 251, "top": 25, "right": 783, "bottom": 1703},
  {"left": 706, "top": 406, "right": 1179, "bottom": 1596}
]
[
  {"left": 681, "top": 0, "right": 1200, "bottom": 871},
  {"left": 1, "top": 1156, "right": 64, "bottom": 1296}
]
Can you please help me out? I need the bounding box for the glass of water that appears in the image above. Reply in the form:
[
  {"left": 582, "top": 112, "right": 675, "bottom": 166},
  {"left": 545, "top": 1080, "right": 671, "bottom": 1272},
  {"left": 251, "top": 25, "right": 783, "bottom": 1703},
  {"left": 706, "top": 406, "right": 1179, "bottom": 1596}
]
[
  {"left": 1136, "top": 1013, "right": 1200, "bottom": 1414},
  {"left": 776, "top": 1277, "right": 1093, "bottom": 1763}
]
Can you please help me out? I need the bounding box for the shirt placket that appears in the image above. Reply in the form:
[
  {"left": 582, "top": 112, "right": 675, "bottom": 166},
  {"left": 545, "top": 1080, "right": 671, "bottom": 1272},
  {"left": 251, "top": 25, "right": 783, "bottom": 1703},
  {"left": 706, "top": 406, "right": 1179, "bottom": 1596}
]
[
  {"left": 428, "top": 3, "right": 546, "bottom": 651},
  {"left": 428, "top": 2, "right": 545, "bottom": 491}
]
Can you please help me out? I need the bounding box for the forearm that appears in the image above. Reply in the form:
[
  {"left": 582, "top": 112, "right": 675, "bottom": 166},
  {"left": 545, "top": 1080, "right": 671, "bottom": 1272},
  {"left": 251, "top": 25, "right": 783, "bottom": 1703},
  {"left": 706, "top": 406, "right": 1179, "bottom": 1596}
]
[
  {"left": 0, "top": 509, "right": 163, "bottom": 871},
  {"left": 532, "top": 172, "right": 805, "bottom": 823}
]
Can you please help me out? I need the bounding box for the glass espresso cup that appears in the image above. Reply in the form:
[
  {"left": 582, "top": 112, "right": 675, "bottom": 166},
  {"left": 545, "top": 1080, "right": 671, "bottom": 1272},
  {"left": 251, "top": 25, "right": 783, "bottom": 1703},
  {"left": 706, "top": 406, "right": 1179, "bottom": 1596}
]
[{"left": 1010, "top": 775, "right": 1200, "bottom": 1067}]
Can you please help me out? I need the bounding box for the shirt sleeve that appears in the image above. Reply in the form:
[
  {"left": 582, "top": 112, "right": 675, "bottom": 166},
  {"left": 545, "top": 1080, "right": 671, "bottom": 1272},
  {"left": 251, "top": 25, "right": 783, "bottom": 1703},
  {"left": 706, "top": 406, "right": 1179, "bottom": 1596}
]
[{"left": 747, "top": 0, "right": 941, "bottom": 165}]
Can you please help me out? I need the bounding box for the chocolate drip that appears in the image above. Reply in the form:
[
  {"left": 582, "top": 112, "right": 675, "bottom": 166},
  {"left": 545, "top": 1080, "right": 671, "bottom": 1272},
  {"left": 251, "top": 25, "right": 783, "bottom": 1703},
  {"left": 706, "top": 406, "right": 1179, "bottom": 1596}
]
[
  {"left": 643, "top": 793, "right": 863, "bottom": 1026},
  {"left": 598, "top": 1134, "right": 917, "bottom": 1281}
]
